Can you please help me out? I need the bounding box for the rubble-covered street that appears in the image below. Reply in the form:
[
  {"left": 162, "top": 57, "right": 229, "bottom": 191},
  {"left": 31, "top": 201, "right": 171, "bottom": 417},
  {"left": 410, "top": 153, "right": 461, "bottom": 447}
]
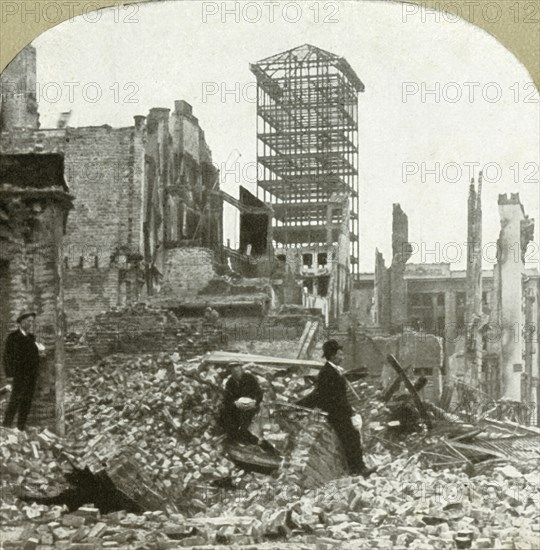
[{"left": 1, "top": 331, "right": 539, "bottom": 549}]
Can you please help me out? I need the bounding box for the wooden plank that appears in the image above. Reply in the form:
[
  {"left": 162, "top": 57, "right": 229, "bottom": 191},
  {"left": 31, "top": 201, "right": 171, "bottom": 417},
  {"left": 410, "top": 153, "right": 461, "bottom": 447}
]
[
  {"left": 443, "top": 440, "right": 472, "bottom": 465},
  {"left": 386, "top": 354, "right": 432, "bottom": 429},
  {"left": 419, "top": 451, "right": 456, "bottom": 460},
  {"left": 204, "top": 351, "right": 323, "bottom": 369},
  {"left": 382, "top": 363, "right": 416, "bottom": 402},
  {"left": 430, "top": 461, "right": 467, "bottom": 468},
  {"left": 382, "top": 376, "right": 402, "bottom": 402},
  {"left": 450, "top": 429, "right": 485, "bottom": 441},
  {"left": 479, "top": 417, "right": 540, "bottom": 436},
  {"left": 450, "top": 441, "right": 509, "bottom": 460},
  {"left": 225, "top": 442, "right": 282, "bottom": 473},
  {"left": 271, "top": 399, "right": 327, "bottom": 417},
  {"left": 297, "top": 320, "right": 318, "bottom": 360}
]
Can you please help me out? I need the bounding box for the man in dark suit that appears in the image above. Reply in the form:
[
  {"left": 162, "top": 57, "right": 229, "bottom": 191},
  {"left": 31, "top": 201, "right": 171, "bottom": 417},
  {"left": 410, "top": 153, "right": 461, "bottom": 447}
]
[
  {"left": 2, "top": 311, "right": 42, "bottom": 431},
  {"left": 300, "top": 339, "right": 375, "bottom": 477},
  {"left": 219, "top": 361, "right": 263, "bottom": 444}
]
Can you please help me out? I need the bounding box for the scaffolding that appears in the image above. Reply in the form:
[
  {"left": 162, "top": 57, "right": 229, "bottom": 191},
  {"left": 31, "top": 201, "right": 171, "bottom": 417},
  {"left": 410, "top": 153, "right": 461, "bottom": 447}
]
[{"left": 250, "top": 44, "right": 363, "bottom": 273}]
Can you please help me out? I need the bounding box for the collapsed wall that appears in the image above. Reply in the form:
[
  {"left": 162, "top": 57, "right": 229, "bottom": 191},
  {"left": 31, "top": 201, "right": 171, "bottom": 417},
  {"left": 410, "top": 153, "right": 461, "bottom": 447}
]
[
  {"left": 372, "top": 204, "right": 412, "bottom": 332},
  {"left": 152, "top": 248, "right": 218, "bottom": 303},
  {"left": 66, "top": 303, "right": 225, "bottom": 367}
]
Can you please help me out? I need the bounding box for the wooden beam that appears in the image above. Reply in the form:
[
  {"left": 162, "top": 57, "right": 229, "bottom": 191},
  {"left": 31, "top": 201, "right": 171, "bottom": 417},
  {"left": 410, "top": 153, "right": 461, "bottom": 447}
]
[
  {"left": 449, "top": 441, "right": 509, "bottom": 460},
  {"left": 386, "top": 354, "right": 432, "bottom": 429},
  {"left": 203, "top": 350, "right": 322, "bottom": 369}
]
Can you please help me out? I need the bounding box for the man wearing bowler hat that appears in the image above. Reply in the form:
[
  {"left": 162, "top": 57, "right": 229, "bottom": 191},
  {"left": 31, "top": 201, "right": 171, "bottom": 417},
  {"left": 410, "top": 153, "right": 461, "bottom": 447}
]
[
  {"left": 302, "top": 339, "right": 375, "bottom": 477},
  {"left": 2, "top": 310, "right": 44, "bottom": 431}
]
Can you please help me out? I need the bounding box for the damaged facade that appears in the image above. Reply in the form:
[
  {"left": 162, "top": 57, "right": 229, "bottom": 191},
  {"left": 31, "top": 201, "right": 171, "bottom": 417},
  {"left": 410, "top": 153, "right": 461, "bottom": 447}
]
[
  {"left": 1, "top": 47, "right": 220, "bottom": 330},
  {"left": 372, "top": 204, "right": 412, "bottom": 329},
  {"left": 492, "top": 193, "right": 537, "bottom": 406},
  {"left": 143, "top": 101, "right": 220, "bottom": 284}
]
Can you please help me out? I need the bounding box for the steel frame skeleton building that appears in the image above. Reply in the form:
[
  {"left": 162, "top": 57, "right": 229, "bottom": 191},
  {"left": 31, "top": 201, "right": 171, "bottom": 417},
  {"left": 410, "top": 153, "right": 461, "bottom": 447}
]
[{"left": 250, "top": 44, "right": 363, "bottom": 273}]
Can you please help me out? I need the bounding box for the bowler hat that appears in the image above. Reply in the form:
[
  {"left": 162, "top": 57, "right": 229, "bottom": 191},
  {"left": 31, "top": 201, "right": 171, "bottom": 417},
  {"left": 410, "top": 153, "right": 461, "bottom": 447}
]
[
  {"left": 16, "top": 310, "right": 36, "bottom": 324},
  {"left": 322, "top": 339, "right": 343, "bottom": 359}
]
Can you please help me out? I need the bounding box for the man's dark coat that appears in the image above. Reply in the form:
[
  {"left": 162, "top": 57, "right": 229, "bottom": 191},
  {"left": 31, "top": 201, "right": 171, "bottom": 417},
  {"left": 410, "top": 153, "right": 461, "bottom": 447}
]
[
  {"left": 223, "top": 373, "right": 263, "bottom": 410},
  {"left": 219, "top": 373, "right": 263, "bottom": 441},
  {"left": 3, "top": 329, "right": 40, "bottom": 430},
  {"left": 3, "top": 330, "right": 40, "bottom": 378},
  {"left": 307, "top": 362, "right": 353, "bottom": 420},
  {"left": 298, "top": 362, "right": 365, "bottom": 472}
]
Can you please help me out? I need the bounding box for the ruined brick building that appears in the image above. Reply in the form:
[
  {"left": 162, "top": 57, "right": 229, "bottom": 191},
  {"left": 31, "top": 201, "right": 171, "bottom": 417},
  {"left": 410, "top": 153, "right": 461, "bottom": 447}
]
[
  {"left": 1, "top": 46, "right": 221, "bottom": 331},
  {"left": 2, "top": 43, "right": 362, "bottom": 328},
  {"left": 0, "top": 152, "right": 72, "bottom": 432}
]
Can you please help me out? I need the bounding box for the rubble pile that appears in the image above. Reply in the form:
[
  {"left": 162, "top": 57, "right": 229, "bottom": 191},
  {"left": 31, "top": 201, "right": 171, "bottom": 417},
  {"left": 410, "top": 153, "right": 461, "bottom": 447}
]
[
  {"left": 1, "top": 347, "right": 539, "bottom": 548},
  {"left": 2, "top": 432, "right": 538, "bottom": 548},
  {"left": 194, "top": 457, "right": 539, "bottom": 549},
  {"left": 0, "top": 427, "right": 71, "bottom": 522},
  {"left": 2, "top": 353, "right": 329, "bottom": 510},
  {"left": 65, "top": 353, "right": 242, "bottom": 504}
]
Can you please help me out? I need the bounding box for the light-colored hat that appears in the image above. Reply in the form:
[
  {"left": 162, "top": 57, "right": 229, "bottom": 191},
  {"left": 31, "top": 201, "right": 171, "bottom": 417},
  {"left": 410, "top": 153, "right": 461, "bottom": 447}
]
[{"left": 16, "top": 310, "right": 36, "bottom": 324}]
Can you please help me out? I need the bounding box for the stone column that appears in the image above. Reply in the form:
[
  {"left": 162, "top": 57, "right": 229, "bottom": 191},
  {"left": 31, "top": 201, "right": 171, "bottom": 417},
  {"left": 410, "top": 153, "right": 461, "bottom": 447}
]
[
  {"left": 374, "top": 249, "right": 390, "bottom": 329},
  {"left": 465, "top": 176, "right": 483, "bottom": 385},
  {"left": 524, "top": 286, "right": 537, "bottom": 421},
  {"left": 444, "top": 290, "right": 457, "bottom": 357},
  {"left": 496, "top": 193, "right": 534, "bottom": 401},
  {"left": 390, "top": 204, "right": 411, "bottom": 329}
]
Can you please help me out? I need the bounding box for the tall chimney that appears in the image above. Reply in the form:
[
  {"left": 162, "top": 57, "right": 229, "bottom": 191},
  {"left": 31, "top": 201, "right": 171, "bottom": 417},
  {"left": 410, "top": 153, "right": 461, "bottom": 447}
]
[
  {"left": 146, "top": 107, "right": 170, "bottom": 133},
  {"left": 134, "top": 115, "right": 146, "bottom": 131}
]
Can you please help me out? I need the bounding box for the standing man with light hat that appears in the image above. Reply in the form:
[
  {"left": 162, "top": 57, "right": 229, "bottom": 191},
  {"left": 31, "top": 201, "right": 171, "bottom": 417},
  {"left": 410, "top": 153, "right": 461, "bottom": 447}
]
[{"left": 2, "top": 310, "right": 44, "bottom": 431}]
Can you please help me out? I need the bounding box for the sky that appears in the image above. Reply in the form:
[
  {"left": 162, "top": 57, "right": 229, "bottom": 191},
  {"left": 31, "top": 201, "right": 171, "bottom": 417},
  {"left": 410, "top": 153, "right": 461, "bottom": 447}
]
[{"left": 31, "top": 0, "right": 539, "bottom": 272}]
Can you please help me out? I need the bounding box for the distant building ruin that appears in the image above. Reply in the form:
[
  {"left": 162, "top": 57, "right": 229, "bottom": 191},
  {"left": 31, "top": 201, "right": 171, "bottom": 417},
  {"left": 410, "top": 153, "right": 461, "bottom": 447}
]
[
  {"left": 0, "top": 44, "right": 39, "bottom": 131},
  {"left": 353, "top": 196, "right": 539, "bottom": 423}
]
